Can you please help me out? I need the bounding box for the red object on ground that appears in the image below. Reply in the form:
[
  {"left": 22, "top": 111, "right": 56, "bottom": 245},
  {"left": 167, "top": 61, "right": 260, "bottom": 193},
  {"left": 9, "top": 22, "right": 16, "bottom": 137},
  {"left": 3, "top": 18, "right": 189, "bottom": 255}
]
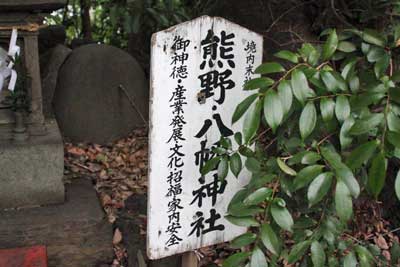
[{"left": 0, "top": 246, "right": 47, "bottom": 267}]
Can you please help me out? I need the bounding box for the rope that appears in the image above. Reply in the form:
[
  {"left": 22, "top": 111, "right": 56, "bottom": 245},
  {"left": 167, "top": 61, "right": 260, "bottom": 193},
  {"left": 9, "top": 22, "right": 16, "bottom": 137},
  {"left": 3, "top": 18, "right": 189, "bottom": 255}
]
[{"left": 0, "top": 23, "right": 46, "bottom": 32}]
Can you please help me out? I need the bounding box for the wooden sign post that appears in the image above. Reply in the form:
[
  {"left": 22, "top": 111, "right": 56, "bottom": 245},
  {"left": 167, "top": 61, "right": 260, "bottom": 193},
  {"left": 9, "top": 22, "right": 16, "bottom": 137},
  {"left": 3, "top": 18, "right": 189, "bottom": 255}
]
[
  {"left": 147, "top": 16, "right": 263, "bottom": 264},
  {"left": 181, "top": 251, "right": 198, "bottom": 267}
]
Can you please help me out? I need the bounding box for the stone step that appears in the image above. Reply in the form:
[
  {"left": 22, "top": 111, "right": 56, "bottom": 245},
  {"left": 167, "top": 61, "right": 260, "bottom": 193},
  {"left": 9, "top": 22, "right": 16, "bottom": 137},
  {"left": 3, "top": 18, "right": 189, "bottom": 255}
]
[
  {"left": 0, "top": 179, "right": 114, "bottom": 267},
  {"left": 0, "top": 245, "right": 47, "bottom": 267}
]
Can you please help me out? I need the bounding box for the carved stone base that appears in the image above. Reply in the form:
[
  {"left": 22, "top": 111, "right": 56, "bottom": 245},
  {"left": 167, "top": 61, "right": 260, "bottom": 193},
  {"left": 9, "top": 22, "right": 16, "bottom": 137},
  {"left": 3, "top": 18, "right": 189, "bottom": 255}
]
[{"left": 0, "top": 119, "right": 64, "bottom": 208}]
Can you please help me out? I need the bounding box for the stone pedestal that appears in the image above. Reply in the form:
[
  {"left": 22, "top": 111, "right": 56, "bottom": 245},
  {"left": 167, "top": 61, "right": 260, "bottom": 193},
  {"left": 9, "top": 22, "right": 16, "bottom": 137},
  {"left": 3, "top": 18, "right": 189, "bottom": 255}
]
[
  {"left": 0, "top": 120, "right": 64, "bottom": 208},
  {"left": 0, "top": 0, "right": 66, "bottom": 209},
  {"left": 0, "top": 24, "right": 46, "bottom": 134}
]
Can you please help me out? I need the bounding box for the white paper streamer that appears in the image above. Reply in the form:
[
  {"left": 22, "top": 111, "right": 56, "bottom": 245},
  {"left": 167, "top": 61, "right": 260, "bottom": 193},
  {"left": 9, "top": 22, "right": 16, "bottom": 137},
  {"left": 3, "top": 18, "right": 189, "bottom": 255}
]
[
  {"left": 7, "top": 61, "right": 14, "bottom": 69},
  {"left": 0, "top": 28, "right": 20, "bottom": 92},
  {"left": 0, "top": 67, "right": 11, "bottom": 92},
  {"left": 8, "top": 70, "right": 17, "bottom": 92},
  {"left": 8, "top": 46, "right": 20, "bottom": 58},
  {"left": 8, "top": 29, "right": 20, "bottom": 58},
  {"left": 0, "top": 73, "right": 4, "bottom": 92}
]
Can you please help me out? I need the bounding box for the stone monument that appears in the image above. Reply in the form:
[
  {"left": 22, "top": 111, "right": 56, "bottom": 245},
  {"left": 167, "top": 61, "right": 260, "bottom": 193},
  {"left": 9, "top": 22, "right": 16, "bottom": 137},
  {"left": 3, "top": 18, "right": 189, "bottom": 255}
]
[{"left": 0, "top": 0, "right": 66, "bottom": 208}]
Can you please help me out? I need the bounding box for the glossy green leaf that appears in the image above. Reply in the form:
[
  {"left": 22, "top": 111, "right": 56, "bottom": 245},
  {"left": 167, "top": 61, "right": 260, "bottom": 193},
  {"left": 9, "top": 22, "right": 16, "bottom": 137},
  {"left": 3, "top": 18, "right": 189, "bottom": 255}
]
[
  {"left": 239, "top": 146, "right": 255, "bottom": 157},
  {"left": 348, "top": 73, "right": 360, "bottom": 93},
  {"left": 245, "top": 77, "right": 274, "bottom": 90},
  {"left": 274, "top": 50, "right": 299, "bottom": 63},
  {"left": 366, "top": 47, "right": 385, "bottom": 62},
  {"left": 322, "top": 29, "right": 338, "bottom": 60},
  {"left": 245, "top": 158, "right": 261, "bottom": 173},
  {"left": 293, "top": 165, "right": 325, "bottom": 191},
  {"left": 311, "top": 241, "right": 326, "bottom": 267},
  {"left": 335, "top": 95, "right": 350, "bottom": 123},
  {"left": 291, "top": 69, "right": 315, "bottom": 105},
  {"left": 299, "top": 43, "right": 320, "bottom": 65},
  {"left": 307, "top": 172, "right": 333, "bottom": 206},
  {"left": 321, "top": 71, "right": 348, "bottom": 92},
  {"left": 228, "top": 191, "right": 264, "bottom": 217},
  {"left": 332, "top": 71, "right": 348, "bottom": 91},
  {"left": 341, "top": 58, "right": 357, "bottom": 80},
  {"left": 230, "top": 153, "right": 242, "bottom": 177},
  {"left": 320, "top": 98, "right": 335, "bottom": 122},
  {"left": 321, "top": 147, "right": 360, "bottom": 198},
  {"left": 277, "top": 158, "right": 297, "bottom": 176},
  {"left": 374, "top": 53, "right": 390, "bottom": 78},
  {"left": 278, "top": 80, "right": 293, "bottom": 117},
  {"left": 220, "top": 137, "right": 232, "bottom": 150},
  {"left": 361, "top": 42, "right": 371, "bottom": 54},
  {"left": 201, "top": 156, "right": 220, "bottom": 175},
  {"left": 231, "top": 233, "right": 257, "bottom": 249},
  {"left": 387, "top": 111, "right": 400, "bottom": 133},
  {"left": 243, "top": 100, "right": 262, "bottom": 143},
  {"left": 287, "top": 240, "right": 311, "bottom": 264},
  {"left": 226, "top": 215, "right": 260, "bottom": 227},
  {"left": 264, "top": 90, "right": 283, "bottom": 133},
  {"left": 340, "top": 117, "right": 355, "bottom": 150},
  {"left": 345, "top": 140, "right": 379, "bottom": 170},
  {"left": 235, "top": 132, "right": 243, "bottom": 145},
  {"left": 344, "top": 252, "right": 358, "bottom": 267},
  {"left": 337, "top": 41, "right": 356, "bottom": 53},
  {"left": 271, "top": 203, "right": 294, "bottom": 232},
  {"left": 390, "top": 87, "right": 400, "bottom": 104},
  {"left": 396, "top": 170, "right": 400, "bottom": 201},
  {"left": 392, "top": 242, "right": 400, "bottom": 266},
  {"left": 335, "top": 180, "right": 353, "bottom": 222},
  {"left": 218, "top": 156, "right": 229, "bottom": 180},
  {"left": 367, "top": 151, "right": 387, "bottom": 199},
  {"left": 349, "top": 113, "right": 384, "bottom": 135},
  {"left": 255, "top": 62, "right": 285, "bottom": 74},
  {"left": 388, "top": 131, "right": 400, "bottom": 148},
  {"left": 321, "top": 71, "right": 339, "bottom": 92},
  {"left": 250, "top": 247, "right": 267, "bottom": 267},
  {"left": 299, "top": 101, "right": 317, "bottom": 140},
  {"left": 247, "top": 173, "right": 276, "bottom": 190},
  {"left": 301, "top": 151, "right": 321, "bottom": 164},
  {"left": 243, "top": 188, "right": 272, "bottom": 206},
  {"left": 261, "top": 223, "right": 281, "bottom": 255},
  {"left": 328, "top": 256, "right": 339, "bottom": 267},
  {"left": 232, "top": 94, "right": 258, "bottom": 124},
  {"left": 223, "top": 252, "right": 251, "bottom": 267},
  {"left": 355, "top": 245, "right": 374, "bottom": 267},
  {"left": 363, "top": 29, "right": 387, "bottom": 47}
]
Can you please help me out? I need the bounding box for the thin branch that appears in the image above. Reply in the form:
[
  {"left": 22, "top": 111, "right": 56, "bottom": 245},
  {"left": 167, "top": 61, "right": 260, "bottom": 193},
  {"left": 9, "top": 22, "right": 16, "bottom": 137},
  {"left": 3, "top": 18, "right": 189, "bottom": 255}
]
[
  {"left": 265, "top": 137, "right": 277, "bottom": 151},
  {"left": 330, "top": 0, "right": 356, "bottom": 28},
  {"left": 118, "top": 85, "right": 148, "bottom": 127},
  {"left": 317, "top": 132, "right": 336, "bottom": 147},
  {"left": 266, "top": 0, "right": 317, "bottom": 33}
]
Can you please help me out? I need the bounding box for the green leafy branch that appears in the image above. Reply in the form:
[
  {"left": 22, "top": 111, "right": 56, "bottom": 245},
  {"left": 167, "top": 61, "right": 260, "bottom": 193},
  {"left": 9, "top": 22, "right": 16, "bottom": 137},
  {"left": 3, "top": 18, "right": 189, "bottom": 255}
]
[{"left": 202, "top": 26, "right": 400, "bottom": 267}]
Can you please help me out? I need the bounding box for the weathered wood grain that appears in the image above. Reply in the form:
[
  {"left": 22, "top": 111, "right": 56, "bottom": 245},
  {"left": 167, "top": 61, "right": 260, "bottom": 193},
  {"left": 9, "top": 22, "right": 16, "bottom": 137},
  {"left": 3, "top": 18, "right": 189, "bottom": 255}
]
[{"left": 148, "top": 16, "right": 263, "bottom": 259}]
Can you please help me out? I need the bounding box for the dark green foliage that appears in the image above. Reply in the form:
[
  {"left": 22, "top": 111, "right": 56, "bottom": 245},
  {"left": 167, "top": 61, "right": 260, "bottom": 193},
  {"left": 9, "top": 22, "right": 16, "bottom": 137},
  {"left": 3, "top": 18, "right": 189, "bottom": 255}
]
[{"left": 200, "top": 24, "right": 400, "bottom": 266}]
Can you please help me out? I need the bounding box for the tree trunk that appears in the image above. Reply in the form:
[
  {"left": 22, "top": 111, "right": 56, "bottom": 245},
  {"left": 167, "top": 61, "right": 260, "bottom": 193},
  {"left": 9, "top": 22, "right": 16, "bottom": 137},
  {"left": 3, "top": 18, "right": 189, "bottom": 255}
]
[{"left": 80, "top": 0, "right": 92, "bottom": 40}]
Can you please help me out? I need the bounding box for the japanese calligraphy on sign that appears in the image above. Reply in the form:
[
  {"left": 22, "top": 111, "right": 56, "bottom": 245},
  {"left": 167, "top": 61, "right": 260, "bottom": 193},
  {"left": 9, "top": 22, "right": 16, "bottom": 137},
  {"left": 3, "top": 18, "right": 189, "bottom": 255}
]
[{"left": 148, "top": 16, "right": 263, "bottom": 259}]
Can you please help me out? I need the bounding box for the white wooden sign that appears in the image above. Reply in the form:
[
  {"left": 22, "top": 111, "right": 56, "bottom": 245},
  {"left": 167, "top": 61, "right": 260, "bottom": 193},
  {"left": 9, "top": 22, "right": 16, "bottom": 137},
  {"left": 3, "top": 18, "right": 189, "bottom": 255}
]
[{"left": 147, "top": 16, "right": 263, "bottom": 259}]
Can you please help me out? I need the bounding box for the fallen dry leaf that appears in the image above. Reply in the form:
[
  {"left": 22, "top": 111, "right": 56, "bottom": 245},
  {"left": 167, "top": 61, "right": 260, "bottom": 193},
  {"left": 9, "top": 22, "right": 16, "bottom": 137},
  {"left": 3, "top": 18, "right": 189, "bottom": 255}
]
[
  {"left": 113, "top": 228, "right": 123, "bottom": 245},
  {"left": 375, "top": 234, "right": 389, "bottom": 250},
  {"left": 67, "top": 146, "right": 86, "bottom": 156}
]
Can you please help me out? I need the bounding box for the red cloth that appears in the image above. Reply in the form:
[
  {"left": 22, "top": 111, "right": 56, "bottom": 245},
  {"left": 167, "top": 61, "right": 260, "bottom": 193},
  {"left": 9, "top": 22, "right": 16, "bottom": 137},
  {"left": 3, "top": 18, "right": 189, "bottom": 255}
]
[{"left": 0, "top": 246, "right": 47, "bottom": 267}]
